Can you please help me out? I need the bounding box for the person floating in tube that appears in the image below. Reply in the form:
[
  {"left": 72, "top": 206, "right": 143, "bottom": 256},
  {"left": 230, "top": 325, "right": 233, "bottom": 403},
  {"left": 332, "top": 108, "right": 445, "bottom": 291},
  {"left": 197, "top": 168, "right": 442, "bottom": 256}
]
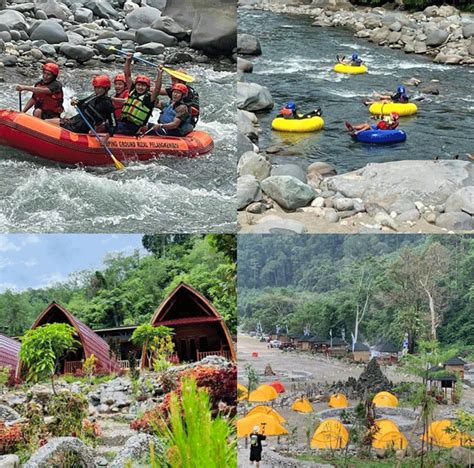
[
  {"left": 337, "top": 52, "right": 363, "bottom": 67},
  {"left": 277, "top": 101, "right": 322, "bottom": 120},
  {"left": 249, "top": 424, "right": 266, "bottom": 467},
  {"left": 345, "top": 112, "right": 400, "bottom": 135},
  {"left": 364, "top": 85, "right": 410, "bottom": 106}
]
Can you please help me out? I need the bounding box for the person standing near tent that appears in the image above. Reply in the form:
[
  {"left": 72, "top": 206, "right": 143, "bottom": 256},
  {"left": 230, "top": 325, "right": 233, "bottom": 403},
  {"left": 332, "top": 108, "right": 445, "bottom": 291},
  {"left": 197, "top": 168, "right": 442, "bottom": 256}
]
[{"left": 249, "top": 425, "right": 266, "bottom": 467}]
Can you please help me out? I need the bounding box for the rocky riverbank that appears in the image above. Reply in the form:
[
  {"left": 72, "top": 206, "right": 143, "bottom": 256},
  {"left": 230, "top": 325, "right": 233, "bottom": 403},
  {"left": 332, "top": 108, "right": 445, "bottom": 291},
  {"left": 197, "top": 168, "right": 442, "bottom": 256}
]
[
  {"left": 0, "top": 0, "right": 236, "bottom": 79},
  {"left": 238, "top": 1, "right": 474, "bottom": 66}
]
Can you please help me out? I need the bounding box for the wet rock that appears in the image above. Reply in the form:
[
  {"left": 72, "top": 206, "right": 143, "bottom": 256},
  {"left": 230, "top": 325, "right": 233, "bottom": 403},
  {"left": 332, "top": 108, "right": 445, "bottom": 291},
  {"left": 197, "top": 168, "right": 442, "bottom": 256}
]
[
  {"left": 0, "top": 10, "right": 28, "bottom": 31},
  {"left": 126, "top": 7, "right": 162, "bottom": 30},
  {"left": 59, "top": 44, "right": 94, "bottom": 62},
  {"left": 237, "top": 33, "right": 262, "bottom": 55},
  {"left": 236, "top": 109, "right": 260, "bottom": 140},
  {"left": 238, "top": 151, "right": 271, "bottom": 181},
  {"left": 237, "top": 57, "right": 253, "bottom": 73},
  {"left": 237, "top": 175, "right": 263, "bottom": 210},
  {"left": 151, "top": 16, "right": 187, "bottom": 40},
  {"left": 236, "top": 82, "right": 273, "bottom": 111},
  {"left": 261, "top": 176, "right": 315, "bottom": 210},
  {"left": 445, "top": 187, "right": 474, "bottom": 215},
  {"left": 136, "top": 27, "right": 177, "bottom": 46},
  {"left": 190, "top": 7, "right": 236, "bottom": 56},
  {"left": 436, "top": 212, "right": 472, "bottom": 230},
  {"left": 420, "top": 82, "right": 440, "bottom": 95},
  {"left": 95, "top": 37, "right": 122, "bottom": 55},
  {"left": 30, "top": 19, "right": 68, "bottom": 44},
  {"left": 271, "top": 164, "right": 306, "bottom": 183},
  {"left": 135, "top": 42, "right": 165, "bottom": 55}
]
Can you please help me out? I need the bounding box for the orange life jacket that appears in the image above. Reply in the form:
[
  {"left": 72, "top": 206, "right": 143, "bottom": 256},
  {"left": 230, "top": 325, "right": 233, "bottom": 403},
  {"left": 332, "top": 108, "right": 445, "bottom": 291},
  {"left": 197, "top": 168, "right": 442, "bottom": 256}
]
[
  {"left": 33, "top": 80, "right": 64, "bottom": 115},
  {"left": 113, "top": 89, "right": 129, "bottom": 119}
]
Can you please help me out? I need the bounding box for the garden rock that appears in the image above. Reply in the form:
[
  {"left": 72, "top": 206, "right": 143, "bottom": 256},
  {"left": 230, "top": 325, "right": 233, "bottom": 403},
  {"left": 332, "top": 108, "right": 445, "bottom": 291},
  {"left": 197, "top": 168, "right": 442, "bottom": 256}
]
[
  {"left": 30, "top": 19, "right": 67, "bottom": 43},
  {"left": 136, "top": 27, "right": 177, "bottom": 46},
  {"left": 261, "top": 176, "right": 315, "bottom": 210},
  {"left": 126, "top": 7, "right": 162, "bottom": 29},
  {"left": 0, "top": 405, "right": 21, "bottom": 422},
  {"left": 110, "top": 434, "right": 164, "bottom": 468},
  {"left": 0, "top": 455, "right": 20, "bottom": 468}
]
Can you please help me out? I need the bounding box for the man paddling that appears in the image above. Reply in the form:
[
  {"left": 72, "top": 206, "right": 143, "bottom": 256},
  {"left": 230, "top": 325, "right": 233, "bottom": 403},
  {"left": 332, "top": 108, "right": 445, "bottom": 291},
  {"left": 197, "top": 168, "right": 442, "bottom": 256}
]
[{"left": 16, "top": 63, "right": 64, "bottom": 120}]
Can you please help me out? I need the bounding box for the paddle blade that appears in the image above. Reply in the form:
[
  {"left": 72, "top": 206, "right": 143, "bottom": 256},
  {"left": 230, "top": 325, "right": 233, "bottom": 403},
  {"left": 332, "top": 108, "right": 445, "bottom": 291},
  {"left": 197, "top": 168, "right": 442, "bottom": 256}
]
[
  {"left": 111, "top": 154, "right": 125, "bottom": 170},
  {"left": 162, "top": 66, "right": 195, "bottom": 83}
]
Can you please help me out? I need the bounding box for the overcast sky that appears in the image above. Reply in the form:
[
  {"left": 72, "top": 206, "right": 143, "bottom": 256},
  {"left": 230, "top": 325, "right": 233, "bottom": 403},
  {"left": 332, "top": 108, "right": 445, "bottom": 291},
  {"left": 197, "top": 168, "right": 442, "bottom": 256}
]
[{"left": 0, "top": 234, "right": 145, "bottom": 292}]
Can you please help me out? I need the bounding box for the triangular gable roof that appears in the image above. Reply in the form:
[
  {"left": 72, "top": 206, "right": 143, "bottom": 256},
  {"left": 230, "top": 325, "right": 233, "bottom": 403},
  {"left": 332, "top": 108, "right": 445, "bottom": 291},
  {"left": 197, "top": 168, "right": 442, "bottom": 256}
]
[
  {"left": 327, "top": 337, "right": 347, "bottom": 346},
  {"left": 375, "top": 342, "right": 398, "bottom": 353},
  {"left": 445, "top": 357, "right": 466, "bottom": 366},
  {"left": 353, "top": 342, "right": 370, "bottom": 351},
  {"left": 29, "top": 302, "right": 119, "bottom": 372},
  {"left": 0, "top": 333, "right": 20, "bottom": 369}
]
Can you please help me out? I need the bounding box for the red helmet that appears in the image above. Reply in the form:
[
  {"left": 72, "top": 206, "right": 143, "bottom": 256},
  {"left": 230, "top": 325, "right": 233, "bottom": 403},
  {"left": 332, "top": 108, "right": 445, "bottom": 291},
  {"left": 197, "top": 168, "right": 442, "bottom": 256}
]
[
  {"left": 171, "top": 83, "right": 188, "bottom": 97},
  {"left": 135, "top": 75, "right": 151, "bottom": 86},
  {"left": 391, "top": 112, "right": 400, "bottom": 120},
  {"left": 92, "top": 75, "right": 111, "bottom": 89},
  {"left": 114, "top": 74, "right": 126, "bottom": 83},
  {"left": 43, "top": 62, "right": 59, "bottom": 77}
]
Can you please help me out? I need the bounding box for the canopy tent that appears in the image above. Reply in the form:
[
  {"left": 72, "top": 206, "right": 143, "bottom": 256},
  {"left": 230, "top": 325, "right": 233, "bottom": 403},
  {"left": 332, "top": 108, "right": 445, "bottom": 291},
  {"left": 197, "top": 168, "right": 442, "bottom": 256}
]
[
  {"left": 237, "top": 383, "right": 248, "bottom": 401},
  {"left": 372, "top": 419, "right": 408, "bottom": 449},
  {"left": 421, "top": 420, "right": 474, "bottom": 448},
  {"left": 373, "top": 391, "right": 398, "bottom": 408},
  {"left": 328, "top": 393, "right": 348, "bottom": 408},
  {"left": 237, "top": 413, "right": 288, "bottom": 438},
  {"left": 311, "top": 419, "right": 349, "bottom": 449},
  {"left": 247, "top": 405, "right": 286, "bottom": 424},
  {"left": 269, "top": 381, "right": 286, "bottom": 393},
  {"left": 248, "top": 384, "right": 278, "bottom": 402},
  {"left": 291, "top": 398, "right": 313, "bottom": 413}
]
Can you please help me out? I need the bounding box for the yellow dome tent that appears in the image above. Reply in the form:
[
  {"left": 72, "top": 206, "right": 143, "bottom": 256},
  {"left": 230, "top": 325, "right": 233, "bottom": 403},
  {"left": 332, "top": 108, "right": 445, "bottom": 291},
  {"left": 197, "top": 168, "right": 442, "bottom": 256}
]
[
  {"left": 237, "top": 413, "right": 289, "bottom": 438},
  {"left": 291, "top": 398, "right": 313, "bottom": 413},
  {"left": 372, "top": 419, "right": 408, "bottom": 449},
  {"left": 237, "top": 383, "right": 248, "bottom": 401},
  {"left": 247, "top": 405, "right": 287, "bottom": 424},
  {"left": 311, "top": 419, "right": 349, "bottom": 449},
  {"left": 373, "top": 391, "right": 398, "bottom": 408},
  {"left": 248, "top": 384, "right": 278, "bottom": 402},
  {"left": 421, "top": 420, "right": 474, "bottom": 448},
  {"left": 328, "top": 394, "right": 348, "bottom": 408}
]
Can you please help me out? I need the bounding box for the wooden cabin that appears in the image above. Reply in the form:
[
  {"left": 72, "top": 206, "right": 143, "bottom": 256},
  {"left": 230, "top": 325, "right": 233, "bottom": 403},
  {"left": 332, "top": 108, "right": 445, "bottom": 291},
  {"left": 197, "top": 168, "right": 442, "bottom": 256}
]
[
  {"left": 0, "top": 333, "right": 20, "bottom": 369},
  {"left": 142, "top": 283, "right": 236, "bottom": 368},
  {"left": 373, "top": 342, "right": 399, "bottom": 363},
  {"left": 352, "top": 342, "right": 370, "bottom": 362},
  {"left": 308, "top": 336, "right": 327, "bottom": 353},
  {"left": 298, "top": 335, "right": 313, "bottom": 351},
  {"left": 17, "top": 302, "right": 120, "bottom": 376},
  {"left": 444, "top": 357, "right": 466, "bottom": 379},
  {"left": 95, "top": 325, "right": 141, "bottom": 365},
  {"left": 327, "top": 337, "right": 348, "bottom": 357},
  {"left": 427, "top": 366, "right": 458, "bottom": 403}
]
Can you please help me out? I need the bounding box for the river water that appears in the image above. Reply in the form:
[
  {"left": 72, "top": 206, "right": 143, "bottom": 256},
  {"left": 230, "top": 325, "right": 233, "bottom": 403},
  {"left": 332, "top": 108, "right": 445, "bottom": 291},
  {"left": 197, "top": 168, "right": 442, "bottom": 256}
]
[
  {"left": 239, "top": 9, "right": 474, "bottom": 173},
  {"left": 0, "top": 64, "right": 236, "bottom": 233}
]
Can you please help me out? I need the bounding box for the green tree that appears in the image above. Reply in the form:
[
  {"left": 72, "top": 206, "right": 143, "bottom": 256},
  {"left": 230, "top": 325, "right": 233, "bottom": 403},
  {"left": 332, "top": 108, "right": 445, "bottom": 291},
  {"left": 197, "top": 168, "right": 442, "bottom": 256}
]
[
  {"left": 19, "top": 323, "right": 78, "bottom": 394},
  {"left": 131, "top": 324, "right": 174, "bottom": 370}
]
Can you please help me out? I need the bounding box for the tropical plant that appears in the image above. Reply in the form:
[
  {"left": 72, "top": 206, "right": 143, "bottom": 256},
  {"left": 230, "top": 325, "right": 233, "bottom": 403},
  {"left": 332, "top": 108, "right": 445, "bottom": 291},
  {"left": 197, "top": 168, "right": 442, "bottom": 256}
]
[
  {"left": 82, "top": 354, "right": 97, "bottom": 385},
  {"left": 131, "top": 324, "right": 174, "bottom": 371},
  {"left": 19, "top": 323, "right": 78, "bottom": 394}
]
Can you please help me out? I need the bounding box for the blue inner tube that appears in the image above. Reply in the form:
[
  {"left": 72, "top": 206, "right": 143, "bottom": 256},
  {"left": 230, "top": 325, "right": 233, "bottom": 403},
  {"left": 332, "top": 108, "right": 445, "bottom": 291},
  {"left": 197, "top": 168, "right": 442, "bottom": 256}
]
[{"left": 353, "top": 126, "right": 407, "bottom": 144}]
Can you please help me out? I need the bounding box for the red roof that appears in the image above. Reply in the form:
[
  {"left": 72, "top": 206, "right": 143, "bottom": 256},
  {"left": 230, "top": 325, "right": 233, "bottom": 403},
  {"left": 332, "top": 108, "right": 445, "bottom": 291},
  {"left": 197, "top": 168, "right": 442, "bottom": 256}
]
[
  {"left": 0, "top": 334, "right": 20, "bottom": 369},
  {"left": 22, "top": 302, "right": 120, "bottom": 373}
]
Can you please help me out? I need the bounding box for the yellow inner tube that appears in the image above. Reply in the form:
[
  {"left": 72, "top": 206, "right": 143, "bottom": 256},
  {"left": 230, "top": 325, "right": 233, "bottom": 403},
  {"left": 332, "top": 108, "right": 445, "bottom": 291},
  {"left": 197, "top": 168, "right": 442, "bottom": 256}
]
[
  {"left": 272, "top": 115, "right": 324, "bottom": 133},
  {"left": 369, "top": 102, "right": 418, "bottom": 116},
  {"left": 333, "top": 63, "right": 368, "bottom": 75}
]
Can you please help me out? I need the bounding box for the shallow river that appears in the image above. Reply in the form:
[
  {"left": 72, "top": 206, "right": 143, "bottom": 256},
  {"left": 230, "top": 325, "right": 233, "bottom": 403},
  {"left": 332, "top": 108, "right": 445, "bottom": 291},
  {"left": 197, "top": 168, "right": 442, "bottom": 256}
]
[
  {"left": 240, "top": 9, "right": 474, "bottom": 172},
  {"left": 0, "top": 64, "right": 236, "bottom": 233}
]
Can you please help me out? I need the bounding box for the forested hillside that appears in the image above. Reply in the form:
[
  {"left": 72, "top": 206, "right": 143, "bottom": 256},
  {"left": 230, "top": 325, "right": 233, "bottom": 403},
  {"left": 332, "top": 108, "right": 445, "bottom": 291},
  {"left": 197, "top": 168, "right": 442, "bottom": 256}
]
[
  {"left": 238, "top": 235, "right": 473, "bottom": 349},
  {"left": 0, "top": 234, "right": 236, "bottom": 336}
]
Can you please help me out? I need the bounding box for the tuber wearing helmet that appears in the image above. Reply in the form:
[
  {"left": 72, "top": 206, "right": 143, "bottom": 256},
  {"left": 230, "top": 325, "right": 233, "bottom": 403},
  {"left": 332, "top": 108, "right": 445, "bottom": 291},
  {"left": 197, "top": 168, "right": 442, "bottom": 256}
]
[
  {"left": 397, "top": 85, "right": 406, "bottom": 94},
  {"left": 286, "top": 101, "right": 296, "bottom": 111},
  {"left": 135, "top": 75, "right": 151, "bottom": 86},
  {"left": 43, "top": 62, "right": 60, "bottom": 77},
  {"left": 92, "top": 75, "right": 111, "bottom": 89},
  {"left": 391, "top": 112, "right": 399, "bottom": 120},
  {"left": 352, "top": 53, "right": 358, "bottom": 60},
  {"left": 171, "top": 83, "right": 188, "bottom": 97},
  {"left": 114, "top": 74, "right": 126, "bottom": 83}
]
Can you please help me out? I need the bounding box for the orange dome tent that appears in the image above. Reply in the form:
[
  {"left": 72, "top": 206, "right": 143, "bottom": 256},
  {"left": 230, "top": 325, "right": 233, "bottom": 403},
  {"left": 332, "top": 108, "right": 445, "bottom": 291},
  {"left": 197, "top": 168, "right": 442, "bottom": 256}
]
[
  {"left": 238, "top": 383, "right": 248, "bottom": 401},
  {"left": 311, "top": 419, "right": 349, "bottom": 449},
  {"left": 291, "top": 398, "right": 313, "bottom": 413},
  {"left": 328, "top": 394, "right": 348, "bottom": 408},
  {"left": 269, "top": 381, "right": 286, "bottom": 393},
  {"left": 237, "top": 413, "right": 289, "bottom": 438},
  {"left": 248, "top": 384, "right": 278, "bottom": 402},
  {"left": 421, "top": 420, "right": 474, "bottom": 448},
  {"left": 372, "top": 419, "right": 408, "bottom": 449},
  {"left": 373, "top": 391, "right": 398, "bottom": 408},
  {"left": 247, "top": 405, "right": 286, "bottom": 424}
]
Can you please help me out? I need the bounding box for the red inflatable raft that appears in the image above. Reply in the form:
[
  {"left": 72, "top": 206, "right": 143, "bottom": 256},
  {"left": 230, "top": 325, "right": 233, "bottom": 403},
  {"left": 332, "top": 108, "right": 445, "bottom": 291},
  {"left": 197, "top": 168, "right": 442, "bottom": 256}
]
[{"left": 0, "top": 109, "right": 214, "bottom": 166}]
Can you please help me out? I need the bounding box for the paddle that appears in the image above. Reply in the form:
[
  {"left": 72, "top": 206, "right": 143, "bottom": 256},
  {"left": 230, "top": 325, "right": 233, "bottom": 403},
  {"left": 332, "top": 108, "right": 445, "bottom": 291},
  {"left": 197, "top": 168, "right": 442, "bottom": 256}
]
[
  {"left": 74, "top": 105, "right": 125, "bottom": 170},
  {"left": 110, "top": 47, "right": 195, "bottom": 82},
  {"left": 18, "top": 92, "right": 22, "bottom": 112}
]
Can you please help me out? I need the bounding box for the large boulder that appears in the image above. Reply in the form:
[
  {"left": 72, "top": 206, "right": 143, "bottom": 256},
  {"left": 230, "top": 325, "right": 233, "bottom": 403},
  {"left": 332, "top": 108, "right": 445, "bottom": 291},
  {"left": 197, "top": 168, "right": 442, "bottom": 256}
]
[
  {"left": 237, "top": 175, "right": 263, "bottom": 210},
  {"left": 162, "top": 0, "right": 195, "bottom": 29},
  {"left": 436, "top": 212, "right": 472, "bottom": 231},
  {"left": 261, "top": 176, "right": 315, "bottom": 210},
  {"left": 445, "top": 187, "right": 474, "bottom": 215},
  {"left": 30, "top": 19, "right": 68, "bottom": 43},
  {"left": 426, "top": 29, "right": 449, "bottom": 47},
  {"left": 84, "top": 0, "right": 119, "bottom": 19},
  {"left": 237, "top": 33, "right": 261, "bottom": 55},
  {"left": 151, "top": 16, "right": 187, "bottom": 40},
  {"left": 135, "top": 27, "right": 177, "bottom": 46},
  {"left": 238, "top": 151, "right": 271, "bottom": 181},
  {"left": 95, "top": 37, "right": 122, "bottom": 55},
  {"left": 126, "top": 7, "right": 162, "bottom": 29},
  {"left": 237, "top": 82, "right": 273, "bottom": 111},
  {"left": 59, "top": 44, "right": 94, "bottom": 62},
  {"left": 463, "top": 23, "right": 474, "bottom": 39},
  {"left": 0, "top": 10, "right": 28, "bottom": 30},
  {"left": 190, "top": 6, "right": 236, "bottom": 55},
  {"left": 135, "top": 42, "right": 165, "bottom": 55},
  {"left": 271, "top": 164, "right": 306, "bottom": 183}
]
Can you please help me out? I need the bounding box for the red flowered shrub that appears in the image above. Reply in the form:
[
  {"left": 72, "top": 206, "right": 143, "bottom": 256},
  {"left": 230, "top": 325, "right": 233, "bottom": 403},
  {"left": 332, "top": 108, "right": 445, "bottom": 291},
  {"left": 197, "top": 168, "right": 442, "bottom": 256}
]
[
  {"left": 0, "top": 421, "right": 23, "bottom": 454},
  {"left": 82, "top": 419, "right": 102, "bottom": 438}
]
